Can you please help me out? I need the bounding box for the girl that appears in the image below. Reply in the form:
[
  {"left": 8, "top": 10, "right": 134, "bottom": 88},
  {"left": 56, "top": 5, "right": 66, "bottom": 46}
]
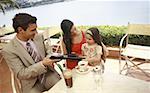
[{"left": 82, "top": 27, "right": 108, "bottom": 67}]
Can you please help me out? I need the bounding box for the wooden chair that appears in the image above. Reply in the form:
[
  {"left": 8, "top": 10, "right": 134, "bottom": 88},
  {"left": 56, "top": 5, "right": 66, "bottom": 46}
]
[
  {"left": 119, "top": 24, "right": 150, "bottom": 77},
  {"left": 9, "top": 68, "right": 22, "bottom": 93},
  {"left": 0, "top": 52, "right": 22, "bottom": 93}
]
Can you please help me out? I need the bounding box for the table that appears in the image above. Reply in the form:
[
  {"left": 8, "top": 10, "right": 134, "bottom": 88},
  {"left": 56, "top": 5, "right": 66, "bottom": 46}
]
[{"left": 45, "top": 68, "right": 150, "bottom": 93}]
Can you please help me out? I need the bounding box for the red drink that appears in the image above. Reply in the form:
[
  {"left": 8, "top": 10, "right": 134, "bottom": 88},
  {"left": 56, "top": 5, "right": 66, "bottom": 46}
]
[{"left": 63, "top": 69, "right": 73, "bottom": 88}]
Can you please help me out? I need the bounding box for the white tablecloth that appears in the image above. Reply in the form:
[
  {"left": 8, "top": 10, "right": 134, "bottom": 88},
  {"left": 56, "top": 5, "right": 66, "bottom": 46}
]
[{"left": 45, "top": 68, "right": 150, "bottom": 93}]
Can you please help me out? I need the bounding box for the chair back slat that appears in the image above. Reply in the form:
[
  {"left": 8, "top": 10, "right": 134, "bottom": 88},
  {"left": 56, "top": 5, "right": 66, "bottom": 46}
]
[
  {"left": 41, "top": 26, "right": 61, "bottom": 39},
  {"left": 127, "top": 24, "right": 150, "bottom": 36}
]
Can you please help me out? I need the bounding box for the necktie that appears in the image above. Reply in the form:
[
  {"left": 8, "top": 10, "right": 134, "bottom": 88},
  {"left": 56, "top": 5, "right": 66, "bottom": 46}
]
[
  {"left": 26, "top": 42, "right": 45, "bottom": 83},
  {"left": 26, "top": 42, "right": 42, "bottom": 62}
]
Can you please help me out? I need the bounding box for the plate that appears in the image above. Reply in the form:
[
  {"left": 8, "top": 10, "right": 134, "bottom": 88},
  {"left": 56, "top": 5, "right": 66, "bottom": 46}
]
[{"left": 75, "top": 66, "right": 91, "bottom": 74}]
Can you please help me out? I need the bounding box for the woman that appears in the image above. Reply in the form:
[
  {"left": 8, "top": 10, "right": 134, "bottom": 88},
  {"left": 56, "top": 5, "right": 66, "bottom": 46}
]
[{"left": 60, "top": 19, "right": 86, "bottom": 69}]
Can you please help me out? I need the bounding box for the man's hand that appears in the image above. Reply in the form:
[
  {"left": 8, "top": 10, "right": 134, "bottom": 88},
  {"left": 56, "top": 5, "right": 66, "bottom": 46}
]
[{"left": 42, "top": 57, "right": 60, "bottom": 67}]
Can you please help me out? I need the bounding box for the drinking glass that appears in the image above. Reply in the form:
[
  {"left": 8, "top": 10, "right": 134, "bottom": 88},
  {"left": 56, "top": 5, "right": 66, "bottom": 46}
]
[
  {"left": 63, "top": 69, "right": 73, "bottom": 88},
  {"left": 93, "top": 65, "right": 103, "bottom": 90}
]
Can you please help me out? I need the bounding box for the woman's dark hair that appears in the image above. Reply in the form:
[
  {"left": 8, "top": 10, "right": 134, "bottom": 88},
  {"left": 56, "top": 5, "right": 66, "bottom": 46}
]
[
  {"left": 87, "top": 27, "right": 105, "bottom": 61},
  {"left": 12, "top": 13, "right": 37, "bottom": 32},
  {"left": 60, "top": 19, "right": 74, "bottom": 54}
]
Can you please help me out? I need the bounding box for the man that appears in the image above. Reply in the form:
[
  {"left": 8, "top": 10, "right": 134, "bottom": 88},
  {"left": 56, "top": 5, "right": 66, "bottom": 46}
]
[{"left": 2, "top": 13, "right": 61, "bottom": 93}]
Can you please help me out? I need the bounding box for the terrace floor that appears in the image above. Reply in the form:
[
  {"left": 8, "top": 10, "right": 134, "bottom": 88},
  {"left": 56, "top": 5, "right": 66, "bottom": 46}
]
[{"left": 105, "top": 58, "right": 150, "bottom": 82}]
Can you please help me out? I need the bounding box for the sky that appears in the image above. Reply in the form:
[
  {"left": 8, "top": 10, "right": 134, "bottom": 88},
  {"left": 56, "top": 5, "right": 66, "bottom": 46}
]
[{"left": 0, "top": 0, "right": 149, "bottom": 26}]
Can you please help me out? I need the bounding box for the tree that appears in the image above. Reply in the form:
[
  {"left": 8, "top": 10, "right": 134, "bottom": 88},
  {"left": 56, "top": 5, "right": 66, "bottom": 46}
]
[{"left": 0, "top": 0, "right": 19, "bottom": 14}]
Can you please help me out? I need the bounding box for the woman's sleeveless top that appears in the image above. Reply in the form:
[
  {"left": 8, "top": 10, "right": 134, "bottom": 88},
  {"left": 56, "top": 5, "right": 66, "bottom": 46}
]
[{"left": 66, "top": 31, "right": 86, "bottom": 69}]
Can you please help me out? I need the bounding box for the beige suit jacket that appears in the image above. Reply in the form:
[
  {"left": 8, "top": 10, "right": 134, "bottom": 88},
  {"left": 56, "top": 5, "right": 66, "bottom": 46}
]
[{"left": 2, "top": 34, "right": 60, "bottom": 93}]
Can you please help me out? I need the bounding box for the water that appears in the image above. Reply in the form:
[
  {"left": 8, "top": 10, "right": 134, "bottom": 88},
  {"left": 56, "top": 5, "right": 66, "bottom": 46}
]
[{"left": 0, "top": 0, "right": 149, "bottom": 27}]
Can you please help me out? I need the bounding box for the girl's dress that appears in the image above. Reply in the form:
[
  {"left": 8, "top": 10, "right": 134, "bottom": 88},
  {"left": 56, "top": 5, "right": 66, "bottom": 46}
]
[{"left": 81, "top": 43, "right": 102, "bottom": 66}]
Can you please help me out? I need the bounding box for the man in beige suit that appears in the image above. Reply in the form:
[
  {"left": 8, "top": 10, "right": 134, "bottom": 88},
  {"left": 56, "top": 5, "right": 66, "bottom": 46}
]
[{"left": 2, "top": 13, "right": 61, "bottom": 93}]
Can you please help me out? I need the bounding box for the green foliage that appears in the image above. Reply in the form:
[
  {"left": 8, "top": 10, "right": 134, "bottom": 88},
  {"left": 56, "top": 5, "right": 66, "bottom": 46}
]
[
  {"left": 1, "top": 25, "right": 149, "bottom": 47},
  {"left": 129, "top": 35, "right": 150, "bottom": 46},
  {"left": 78, "top": 25, "right": 127, "bottom": 47},
  {"left": 51, "top": 33, "right": 61, "bottom": 38},
  {"left": 0, "top": 0, "right": 19, "bottom": 14},
  {"left": 78, "top": 25, "right": 150, "bottom": 46}
]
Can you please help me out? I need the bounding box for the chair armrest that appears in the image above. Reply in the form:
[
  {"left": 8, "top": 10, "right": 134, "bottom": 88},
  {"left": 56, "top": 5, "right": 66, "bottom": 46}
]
[{"left": 119, "top": 34, "right": 128, "bottom": 53}]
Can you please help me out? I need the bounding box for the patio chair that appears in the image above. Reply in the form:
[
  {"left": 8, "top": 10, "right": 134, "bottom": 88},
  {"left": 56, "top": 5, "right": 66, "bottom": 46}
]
[
  {"left": 9, "top": 67, "right": 22, "bottom": 93},
  {"left": 0, "top": 52, "right": 22, "bottom": 93},
  {"left": 119, "top": 23, "right": 150, "bottom": 77}
]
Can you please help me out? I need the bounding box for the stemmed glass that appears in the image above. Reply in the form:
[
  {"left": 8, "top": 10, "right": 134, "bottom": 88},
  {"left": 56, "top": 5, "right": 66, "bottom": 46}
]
[{"left": 93, "top": 65, "right": 103, "bottom": 90}]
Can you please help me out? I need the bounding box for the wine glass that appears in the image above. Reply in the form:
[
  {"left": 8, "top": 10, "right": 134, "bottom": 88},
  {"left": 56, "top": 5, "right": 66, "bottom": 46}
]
[{"left": 93, "top": 65, "right": 103, "bottom": 90}]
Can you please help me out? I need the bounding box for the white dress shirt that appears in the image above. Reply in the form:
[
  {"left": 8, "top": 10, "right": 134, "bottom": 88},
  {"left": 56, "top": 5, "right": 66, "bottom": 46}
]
[{"left": 16, "top": 36, "right": 46, "bottom": 68}]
